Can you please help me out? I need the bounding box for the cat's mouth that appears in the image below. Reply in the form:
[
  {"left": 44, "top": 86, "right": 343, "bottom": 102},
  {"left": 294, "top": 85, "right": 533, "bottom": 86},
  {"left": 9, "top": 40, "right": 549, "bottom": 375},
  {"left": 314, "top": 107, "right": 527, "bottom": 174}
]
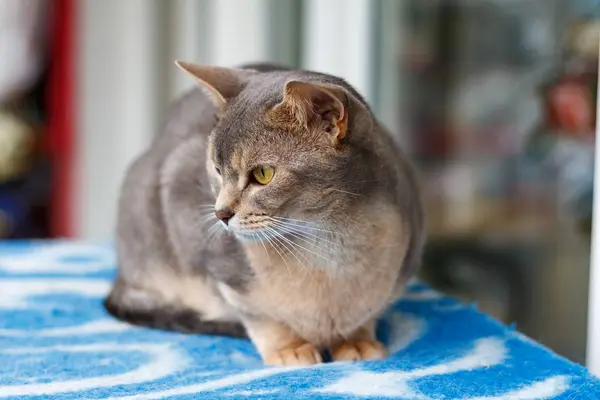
[
  {"left": 226, "top": 217, "right": 275, "bottom": 241},
  {"left": 229, "top": 216, "right": 321, "bottom": 245}
]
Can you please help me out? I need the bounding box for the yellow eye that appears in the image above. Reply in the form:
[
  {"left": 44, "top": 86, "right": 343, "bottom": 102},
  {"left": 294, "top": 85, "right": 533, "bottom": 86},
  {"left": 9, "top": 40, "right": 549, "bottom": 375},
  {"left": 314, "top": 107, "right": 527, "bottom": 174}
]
[{"left": 252, "top": 166, "right": 274, "bottom": 185}]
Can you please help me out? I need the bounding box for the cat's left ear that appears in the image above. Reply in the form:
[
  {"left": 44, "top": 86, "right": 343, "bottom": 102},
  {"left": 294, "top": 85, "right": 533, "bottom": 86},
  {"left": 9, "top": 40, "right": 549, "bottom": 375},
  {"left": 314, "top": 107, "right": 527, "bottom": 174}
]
[
  {"left": 175, "top": 61, "right": 253, "bottom": 110},
  {"left": 270, "top": 81, "right": 349, "bottom": 142}
]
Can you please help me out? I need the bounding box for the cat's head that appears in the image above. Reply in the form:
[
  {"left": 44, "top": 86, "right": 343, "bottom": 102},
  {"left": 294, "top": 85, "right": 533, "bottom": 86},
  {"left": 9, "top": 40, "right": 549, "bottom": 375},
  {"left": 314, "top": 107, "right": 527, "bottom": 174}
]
[{"left": 177, "top": 61, "right": 377, "bottom": 240}]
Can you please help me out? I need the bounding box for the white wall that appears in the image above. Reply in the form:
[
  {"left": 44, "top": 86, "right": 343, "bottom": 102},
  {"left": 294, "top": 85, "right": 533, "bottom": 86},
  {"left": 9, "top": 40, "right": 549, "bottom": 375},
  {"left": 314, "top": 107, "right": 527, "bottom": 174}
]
[
  {"left": 209, "top": 0, "right": 271, "bottom": 67},
  {"left": 302, "top": 0, "right": 375, "bottom": 103},
  {"left": 165, "top": 0, "right": 211, "bottom": 102},
  {"left": 587, "top": 43, "right": 600, "bottom": 376},
  {"left": 77, "top": 0, "right": 165, "bottom": 240}
]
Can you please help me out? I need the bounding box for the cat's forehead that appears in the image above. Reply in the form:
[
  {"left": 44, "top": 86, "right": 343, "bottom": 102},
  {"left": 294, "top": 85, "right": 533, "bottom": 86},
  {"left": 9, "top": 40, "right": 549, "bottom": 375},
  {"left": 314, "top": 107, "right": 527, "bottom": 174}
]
[
  {"left": 210, "top": 73, "right": 335, "bottom": 169},
  {"left": 213, "top": 102, "right": 268, "bottom": 147},
  {"left": 211, "top": 112, "right": 284, "bottom": 171}
]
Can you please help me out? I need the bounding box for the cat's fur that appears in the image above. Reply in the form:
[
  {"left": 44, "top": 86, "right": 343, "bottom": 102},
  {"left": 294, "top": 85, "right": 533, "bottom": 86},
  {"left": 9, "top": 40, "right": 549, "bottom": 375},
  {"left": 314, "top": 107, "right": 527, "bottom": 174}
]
[{"left": 104, "top": 62, "right": 425, "bottom": 365}]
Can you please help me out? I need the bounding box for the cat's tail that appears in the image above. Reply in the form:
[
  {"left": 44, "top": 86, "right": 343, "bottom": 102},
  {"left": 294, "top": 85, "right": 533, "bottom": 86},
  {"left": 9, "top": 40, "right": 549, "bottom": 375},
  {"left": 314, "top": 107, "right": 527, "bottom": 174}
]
[{"left": 103, "top": 280, "right": 248, "bottom": 338}]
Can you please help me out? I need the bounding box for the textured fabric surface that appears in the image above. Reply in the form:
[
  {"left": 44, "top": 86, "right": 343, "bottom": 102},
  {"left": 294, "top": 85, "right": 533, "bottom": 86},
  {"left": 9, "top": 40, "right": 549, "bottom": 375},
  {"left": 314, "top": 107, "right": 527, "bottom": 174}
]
[{"left": 0, "top": 241, "right": 599, "bottom": 399}]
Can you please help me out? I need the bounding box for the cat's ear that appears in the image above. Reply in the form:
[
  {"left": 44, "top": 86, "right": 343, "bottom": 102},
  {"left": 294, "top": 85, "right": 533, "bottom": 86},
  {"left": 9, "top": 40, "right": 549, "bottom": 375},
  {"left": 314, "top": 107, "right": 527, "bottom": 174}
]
[
  {"left": 270, "top": 81, "right": 349, "bottom": 141},
  {"left": 175, "top": 61, "right": 251, "bottom": 109}
]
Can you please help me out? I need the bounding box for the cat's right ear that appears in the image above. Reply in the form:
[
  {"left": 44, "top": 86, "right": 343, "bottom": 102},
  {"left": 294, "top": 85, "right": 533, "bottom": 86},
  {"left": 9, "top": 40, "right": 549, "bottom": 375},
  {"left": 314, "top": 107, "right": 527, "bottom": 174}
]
[{"left": 175, "top": 61, "right": 251, "bottom": 110}]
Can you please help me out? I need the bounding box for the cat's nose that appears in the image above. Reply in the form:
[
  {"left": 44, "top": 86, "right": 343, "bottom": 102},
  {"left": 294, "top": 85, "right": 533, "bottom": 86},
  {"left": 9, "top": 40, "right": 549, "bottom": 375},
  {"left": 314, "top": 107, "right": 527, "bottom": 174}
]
[{"left": 215, "top": 209, "right": 234, "bottom": 225}]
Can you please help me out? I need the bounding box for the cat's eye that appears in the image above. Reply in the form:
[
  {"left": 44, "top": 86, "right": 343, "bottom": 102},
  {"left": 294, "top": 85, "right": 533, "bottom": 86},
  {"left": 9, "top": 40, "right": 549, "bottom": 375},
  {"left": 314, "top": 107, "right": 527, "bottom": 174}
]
[
  {"left": 215, "top": 167, "right": 221, "bottom": 175},
  {"left": 252, "top": 166, "right": 274, "bottom": 185}
]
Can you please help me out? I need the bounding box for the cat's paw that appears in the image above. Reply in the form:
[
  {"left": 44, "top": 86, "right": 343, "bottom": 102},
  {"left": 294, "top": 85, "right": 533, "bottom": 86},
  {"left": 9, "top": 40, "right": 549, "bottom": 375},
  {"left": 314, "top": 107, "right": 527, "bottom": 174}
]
[
  {"left": 263, "top": 343, "right": 323, "bottom": 366},
  {"left": 331, "top": 340, "right": 387, "bottom": 362}
]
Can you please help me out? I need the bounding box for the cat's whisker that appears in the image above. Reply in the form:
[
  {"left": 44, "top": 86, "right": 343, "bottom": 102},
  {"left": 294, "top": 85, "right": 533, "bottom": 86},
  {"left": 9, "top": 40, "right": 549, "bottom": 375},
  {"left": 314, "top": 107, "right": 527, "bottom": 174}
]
[
  {"left": 328, "top": 188, "right": 362, "bottom": 197},
  {"left": 271, "top": 216, "right": 327, "bottom": 227},
  {"left": 198, "top": 213, "right": 217, "bottom": 223},
  {"left": 269, "top": 217, "right": 348, "bottom": 236},
  {"left": 256, "top": 231, "right": 271, "bottom": 267},
  {"left": 267, "top": 226, "right": 336, "bottom": 269},
  {"left": 204, "top": 221, "right": 222, "bottom": 246},
  {"left": 198, "top": 209, "right": 216, "bottom": 215},
  {"left": 272, "top": 231, "right": 336, "bottom": 262},
  {"left": 261, "top": 229, "right": 292, "bottom": 277},
  {"left": 265, "top": 227, "right": 315, "bottom": 282},
  {"left": 197, "top": 215, "right": 219, "bottom": 230},
  {"left": 269, "top": 222, "right": 318, "bottom": 246},
  {"left": 271, "top": 221, "right": 346, "bottom": 241},
  {"left": 269, "top": 219, "right": 342, "bottom": 247},
  {"left": 269, "top": 224, "right": 340, "bottom": 258},
  {"left": 268, "top": 230, "right": 320, "bottom": 285},
  {"left": 269, "top": 220, "right": 341, "bottom": 249},
  {"left": 265, "top": 227, "right": 296, "bottom": 262},
  {"left": 204, "top": 223, "right": 218, "bottom": 244}
]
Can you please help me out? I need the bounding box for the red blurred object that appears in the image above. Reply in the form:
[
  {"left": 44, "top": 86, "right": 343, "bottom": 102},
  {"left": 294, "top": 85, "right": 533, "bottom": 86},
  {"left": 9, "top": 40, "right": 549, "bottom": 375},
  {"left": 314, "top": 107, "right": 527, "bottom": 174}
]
[
  {"left": 48, "top": 0, "right": 75, "bottom": 237},
  {"left": 545, "top": 77, "right": 596, "bottom": 140}
]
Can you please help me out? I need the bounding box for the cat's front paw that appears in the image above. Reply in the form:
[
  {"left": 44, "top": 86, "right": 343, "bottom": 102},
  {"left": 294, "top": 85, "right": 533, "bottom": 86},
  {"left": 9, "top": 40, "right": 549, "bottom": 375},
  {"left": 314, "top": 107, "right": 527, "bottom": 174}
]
[
  {"left": 264, "top": 343, "right": 323, "bottom": 366},
  {"left": 332, "top": 340, "right": 387, "bottom": 362}
]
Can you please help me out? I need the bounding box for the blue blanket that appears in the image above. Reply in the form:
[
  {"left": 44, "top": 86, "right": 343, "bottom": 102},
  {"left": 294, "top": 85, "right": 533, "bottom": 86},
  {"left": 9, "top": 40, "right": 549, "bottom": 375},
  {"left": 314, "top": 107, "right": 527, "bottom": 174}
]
[{"left": 0, "top": 242, "right": 599, "bottom": 399}]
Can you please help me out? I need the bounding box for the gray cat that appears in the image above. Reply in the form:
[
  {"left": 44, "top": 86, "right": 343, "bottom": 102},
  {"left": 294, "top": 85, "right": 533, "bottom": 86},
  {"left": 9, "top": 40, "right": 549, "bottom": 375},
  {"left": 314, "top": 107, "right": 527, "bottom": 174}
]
[{"left": 104, "top": 61, "right": 425, "bottom": 366}]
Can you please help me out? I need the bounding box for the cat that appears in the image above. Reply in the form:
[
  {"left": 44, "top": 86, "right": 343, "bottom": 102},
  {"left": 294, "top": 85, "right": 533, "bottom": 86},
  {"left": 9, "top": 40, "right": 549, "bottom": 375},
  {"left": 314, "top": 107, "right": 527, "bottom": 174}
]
[{"left": 104, "top": 61, "right": 425, "bottom": 366}]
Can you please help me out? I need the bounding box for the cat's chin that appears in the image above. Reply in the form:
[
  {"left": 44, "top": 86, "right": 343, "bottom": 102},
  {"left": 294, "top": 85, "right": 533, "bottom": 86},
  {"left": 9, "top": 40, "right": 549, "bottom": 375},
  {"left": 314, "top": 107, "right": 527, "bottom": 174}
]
[{"left": 231, "top": 229, "right": 268, "bottom": 243}]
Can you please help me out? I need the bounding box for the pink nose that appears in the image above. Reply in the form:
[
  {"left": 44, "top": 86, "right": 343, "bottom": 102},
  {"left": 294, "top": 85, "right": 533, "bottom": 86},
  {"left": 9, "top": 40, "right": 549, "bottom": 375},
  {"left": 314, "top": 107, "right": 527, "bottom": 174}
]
[{"left": 215, "top": 209, "right": 234, "bottom": 225}]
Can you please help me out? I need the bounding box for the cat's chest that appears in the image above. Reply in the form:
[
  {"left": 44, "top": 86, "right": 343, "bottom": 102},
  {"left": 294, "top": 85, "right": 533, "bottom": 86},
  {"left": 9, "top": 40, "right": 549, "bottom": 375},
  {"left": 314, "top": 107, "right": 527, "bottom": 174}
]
[{"left": 220, "top": 243, "right": 398, "bottom": 344}]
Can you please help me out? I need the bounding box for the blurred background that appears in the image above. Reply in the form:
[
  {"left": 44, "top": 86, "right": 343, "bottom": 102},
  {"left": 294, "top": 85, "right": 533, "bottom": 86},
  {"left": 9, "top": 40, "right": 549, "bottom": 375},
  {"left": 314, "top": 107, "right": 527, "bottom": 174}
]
[{"left": 0, "top": 0, "right": 598, "bottom": 366}]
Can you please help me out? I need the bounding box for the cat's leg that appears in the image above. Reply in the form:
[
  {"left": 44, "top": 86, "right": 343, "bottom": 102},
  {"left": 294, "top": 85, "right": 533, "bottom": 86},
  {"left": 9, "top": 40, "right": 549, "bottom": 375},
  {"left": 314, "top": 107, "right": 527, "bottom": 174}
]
[
  {"left": 331, "top": 319, "right": 387, "bottom": 362},
  {"left": 105, "top": 271, "right": 246, "bottom": 337},
  {"left": 242, "top": 316, "right": 323, "bottom": 366}
]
